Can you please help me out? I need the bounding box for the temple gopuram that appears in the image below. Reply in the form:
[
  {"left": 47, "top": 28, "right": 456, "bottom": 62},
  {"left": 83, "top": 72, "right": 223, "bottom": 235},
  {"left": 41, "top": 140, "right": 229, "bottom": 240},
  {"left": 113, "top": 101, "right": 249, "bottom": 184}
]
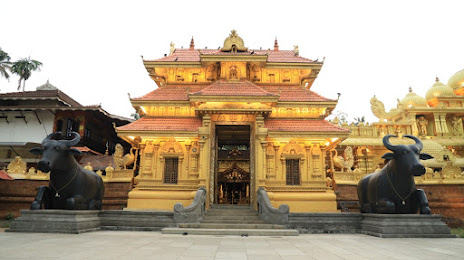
[{"left": 117, "top": 30, "right": 350, "bottom": 212}]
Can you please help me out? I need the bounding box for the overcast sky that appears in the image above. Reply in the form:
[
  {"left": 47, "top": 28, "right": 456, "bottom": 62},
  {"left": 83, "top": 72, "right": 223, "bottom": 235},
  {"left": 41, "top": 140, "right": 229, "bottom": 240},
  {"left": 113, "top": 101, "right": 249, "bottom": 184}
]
[{"left": 1, "top": 1, "right": 463, "bottom": 123}]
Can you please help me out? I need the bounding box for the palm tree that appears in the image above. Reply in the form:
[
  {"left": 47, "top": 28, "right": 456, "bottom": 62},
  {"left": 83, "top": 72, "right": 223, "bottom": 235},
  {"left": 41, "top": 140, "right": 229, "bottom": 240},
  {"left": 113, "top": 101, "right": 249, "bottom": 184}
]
[
  {"left": 11, "top": 57, "right": 43, "bottom": 91},
  {"left": 0, "top": 48, "right": 12, "bottom": 81}
]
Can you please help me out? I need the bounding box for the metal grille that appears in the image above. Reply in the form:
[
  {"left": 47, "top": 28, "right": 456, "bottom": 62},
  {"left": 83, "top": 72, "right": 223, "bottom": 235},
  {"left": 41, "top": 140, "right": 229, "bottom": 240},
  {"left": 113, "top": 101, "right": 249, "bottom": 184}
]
[
  {"left": 164, "top": 158, "right": 178, "bottom": 184},
  {"left": 286, "top": 159, "right": 300, "bottom": 185}
]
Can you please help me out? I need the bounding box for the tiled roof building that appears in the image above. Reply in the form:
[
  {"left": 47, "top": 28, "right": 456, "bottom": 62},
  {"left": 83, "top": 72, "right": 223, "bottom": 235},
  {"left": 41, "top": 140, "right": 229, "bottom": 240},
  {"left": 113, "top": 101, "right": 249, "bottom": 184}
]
[{"left": 118, "top": 31, "right": 349, "bottom": 213}]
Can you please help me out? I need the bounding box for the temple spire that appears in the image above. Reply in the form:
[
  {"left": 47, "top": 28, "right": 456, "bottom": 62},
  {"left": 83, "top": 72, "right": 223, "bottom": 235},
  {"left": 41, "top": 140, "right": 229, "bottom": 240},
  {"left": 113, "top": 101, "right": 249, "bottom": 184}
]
[
  {"left": 190, "top": 37, "right": 195, "bottom": 50},
  {"left": 274, "top": 37, "right": 279, "bottom": 51}
]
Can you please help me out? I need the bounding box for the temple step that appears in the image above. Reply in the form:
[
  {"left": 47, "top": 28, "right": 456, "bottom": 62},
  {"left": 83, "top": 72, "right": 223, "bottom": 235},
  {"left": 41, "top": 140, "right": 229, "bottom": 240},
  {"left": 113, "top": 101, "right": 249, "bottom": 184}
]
[
  {"left": 178, "top": 223, "right": 285, "bottom": 229},
  {"left": 161, "top": 228, "right": 299, "bottom": 236},
  {"left": 162, "top": 204, "right": 299, "bottom": 236}
]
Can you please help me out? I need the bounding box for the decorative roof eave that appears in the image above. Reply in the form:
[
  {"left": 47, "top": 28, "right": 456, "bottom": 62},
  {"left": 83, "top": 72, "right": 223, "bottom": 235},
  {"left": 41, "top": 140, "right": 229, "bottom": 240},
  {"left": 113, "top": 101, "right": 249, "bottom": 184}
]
[
  {"left": 200, "top": 55, "right": 268, "bottom": 63},
  {"left": 265, "top": 62, "right": 323, "bottom": 69},
  {"left": 195, "top": 108, "right": 273, "bottom": 114},
  {"left": 405, "top": 107, "right": 464, "bottom": 113},
  {"left": 267, "top": 131, "right": 351, "bottom": 138},
  {"left": 131, "top": 100, "right": 191, "bottom": 106},
  {"left": 276, "top": 101, "right": 338, "bottom": 106},
  {"left": 188, "top": 95, "right": 279, "bottom": 103},
  {"left": 143, "top": 60, "right": 203, "bottom": 68},
  {"left": 1, "top": 96, "right": 75, "bottom": 108},
  {"left": 0, "top": 106, "right": 132, "bottom": 123},
  {"left": 116, "top": 130, "right": 199, "bottom": 138}
]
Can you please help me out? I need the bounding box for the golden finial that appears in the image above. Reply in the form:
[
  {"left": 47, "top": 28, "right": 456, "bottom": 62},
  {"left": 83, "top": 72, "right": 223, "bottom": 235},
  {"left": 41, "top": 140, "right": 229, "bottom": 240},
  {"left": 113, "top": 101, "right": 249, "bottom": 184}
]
[
  {"left": 435, "top": 76, "right": 439, "bottom": 83},
  {"left": 409, "top": 86, "right": 412, "bottom": 92}
]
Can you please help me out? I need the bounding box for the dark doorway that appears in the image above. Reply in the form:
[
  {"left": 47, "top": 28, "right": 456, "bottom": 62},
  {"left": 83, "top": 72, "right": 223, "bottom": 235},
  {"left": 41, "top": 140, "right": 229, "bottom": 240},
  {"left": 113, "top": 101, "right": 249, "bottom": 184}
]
[{"left": 215, "top": 125, "right": 250, "bottom": 204}]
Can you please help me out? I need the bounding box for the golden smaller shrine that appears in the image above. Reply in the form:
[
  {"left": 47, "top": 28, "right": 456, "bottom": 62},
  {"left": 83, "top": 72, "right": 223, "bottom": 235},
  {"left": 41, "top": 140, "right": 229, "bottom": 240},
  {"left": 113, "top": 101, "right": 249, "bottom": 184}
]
[{"left": 117, "top": 31, "right": 350, "bottom": 212}]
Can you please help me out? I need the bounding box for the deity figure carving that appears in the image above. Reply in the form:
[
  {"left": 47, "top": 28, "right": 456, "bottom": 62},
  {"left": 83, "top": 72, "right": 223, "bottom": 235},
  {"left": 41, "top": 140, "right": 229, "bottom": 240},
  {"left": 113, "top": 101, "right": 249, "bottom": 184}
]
[
  {"left": 451, "top": 115, "right": 463, "bottom": 136},
  {"left": 229, "top": 66, "right": 238, "bottom": 79},
  {"left": 416, "top": 116, "right": 428, "bottom": 136},
  {"left": 332, "top": 146, "right": 354, "bottom": 172},
  {"left": 7, "top": 156, "right": 27, "bottom": 174},
  {"left": 114, "top": 144, "right": 136, "bottom": 170}
]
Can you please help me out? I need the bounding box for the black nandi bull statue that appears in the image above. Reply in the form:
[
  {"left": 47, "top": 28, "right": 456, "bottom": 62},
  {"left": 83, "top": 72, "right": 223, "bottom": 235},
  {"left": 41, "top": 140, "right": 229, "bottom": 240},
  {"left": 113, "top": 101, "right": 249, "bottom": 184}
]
[
  {"left": 30, "top": 132, "right": 104, "bottom": 210},
  {"left": 357, "top": 135, "right": 433, "bottom": 214}
]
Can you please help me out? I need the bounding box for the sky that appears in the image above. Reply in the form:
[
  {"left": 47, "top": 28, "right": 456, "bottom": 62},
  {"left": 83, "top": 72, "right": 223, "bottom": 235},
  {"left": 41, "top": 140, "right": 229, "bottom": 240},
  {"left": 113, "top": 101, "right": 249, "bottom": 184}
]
[{"left": 1, "top": 0, "right": 463, "bottom": 123}]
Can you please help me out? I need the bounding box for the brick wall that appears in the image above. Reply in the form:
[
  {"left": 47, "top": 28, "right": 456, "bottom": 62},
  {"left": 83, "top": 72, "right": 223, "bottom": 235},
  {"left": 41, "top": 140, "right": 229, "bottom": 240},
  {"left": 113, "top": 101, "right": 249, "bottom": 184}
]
[
  {"left": 0, "top": 180, "right": 131, "bottom": 218},
  {"left": 335, "top": 183, "right": 464, "bottom": 227}
]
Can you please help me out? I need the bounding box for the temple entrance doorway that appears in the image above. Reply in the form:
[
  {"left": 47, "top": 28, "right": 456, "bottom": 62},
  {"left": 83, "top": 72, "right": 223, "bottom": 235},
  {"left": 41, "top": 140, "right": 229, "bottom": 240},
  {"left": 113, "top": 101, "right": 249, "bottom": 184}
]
[{"left": 215, "top": 125, "right": 250, "bottom": 205}]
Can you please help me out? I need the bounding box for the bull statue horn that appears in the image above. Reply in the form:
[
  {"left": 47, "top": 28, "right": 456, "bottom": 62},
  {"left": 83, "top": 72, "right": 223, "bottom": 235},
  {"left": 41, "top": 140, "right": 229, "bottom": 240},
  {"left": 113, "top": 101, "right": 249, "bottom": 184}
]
[
  {"left": 403, "top": 134, "right": 423, "bottom": 151},
  {"left": 62, "top": 131, "right": 81, "bottom": 147},
  {"left": 42, "top": 132, "right": 62, "bottom": 145},
  {"left": 382, "top": 135, "right": 399, "bottom": 152}
]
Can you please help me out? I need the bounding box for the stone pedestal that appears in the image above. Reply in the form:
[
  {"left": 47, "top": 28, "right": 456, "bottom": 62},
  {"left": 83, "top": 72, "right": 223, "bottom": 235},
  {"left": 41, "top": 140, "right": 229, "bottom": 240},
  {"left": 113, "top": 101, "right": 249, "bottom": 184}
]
[
  {"left": 7, "top": 210, "right": 100, "bottom": 234},
  {"left": 361, "top": 214, "right": 456, "bottom": 238}
]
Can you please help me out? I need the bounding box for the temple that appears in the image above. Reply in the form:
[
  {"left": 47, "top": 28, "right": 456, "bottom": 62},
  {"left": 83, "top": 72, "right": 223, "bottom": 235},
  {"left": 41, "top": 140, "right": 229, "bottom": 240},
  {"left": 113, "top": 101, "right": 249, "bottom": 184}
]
[{"left": 116, "top": 31, "right": 350, "bottom": 212}]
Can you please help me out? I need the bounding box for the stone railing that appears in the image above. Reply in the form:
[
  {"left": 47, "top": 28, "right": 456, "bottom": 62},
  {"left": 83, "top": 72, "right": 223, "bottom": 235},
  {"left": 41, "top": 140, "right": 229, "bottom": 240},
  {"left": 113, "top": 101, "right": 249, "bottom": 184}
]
[
  {"left": 257, "top": 187, "right": 289, "bottom": 225},
  {"left": 173, "top": 187, "right": 206, "bottom": 223}
]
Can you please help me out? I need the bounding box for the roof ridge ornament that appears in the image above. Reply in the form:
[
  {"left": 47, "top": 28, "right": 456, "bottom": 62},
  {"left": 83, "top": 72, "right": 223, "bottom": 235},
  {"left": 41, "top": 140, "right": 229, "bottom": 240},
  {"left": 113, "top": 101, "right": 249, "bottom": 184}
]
[
  {"left": 274, "top": 37, "right": 279, "bottom": 51},
  {"left": 221, "top": 30, "right": 247, "bottom": 52},
  {"left": 170, "top": 42, "right": 175, "bottom": 55},
  {"left": 190, "top": 37, "right": 195, "bottom": 50}
]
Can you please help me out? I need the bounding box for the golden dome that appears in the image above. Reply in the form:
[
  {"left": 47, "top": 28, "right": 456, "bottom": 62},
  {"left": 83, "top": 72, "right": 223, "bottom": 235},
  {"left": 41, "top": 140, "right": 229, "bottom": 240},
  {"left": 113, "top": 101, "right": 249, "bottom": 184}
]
[
  {"left": 425, "top": 77, "right": 456, "bottom": 100},
  {"left": 447, "top": 68, "right": 464, "bottom": 92},
  {"left": 400, "top": 87, "right": 427, "bottom": 108}
]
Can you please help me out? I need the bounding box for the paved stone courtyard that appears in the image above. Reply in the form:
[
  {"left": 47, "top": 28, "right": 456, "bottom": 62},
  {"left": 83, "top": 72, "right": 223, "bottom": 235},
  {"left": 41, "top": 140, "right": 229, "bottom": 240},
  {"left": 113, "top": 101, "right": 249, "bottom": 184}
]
[{"left": 0, "top": 231, "right": 463, "bottom": 260}]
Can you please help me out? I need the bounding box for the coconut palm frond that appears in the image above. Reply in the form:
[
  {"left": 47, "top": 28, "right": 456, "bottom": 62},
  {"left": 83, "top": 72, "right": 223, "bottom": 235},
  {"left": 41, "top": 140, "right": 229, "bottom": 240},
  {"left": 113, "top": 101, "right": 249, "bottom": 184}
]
[
  {"left": 0, "top": 48, "right": 12, "bottom": 80},
  {"left": 11, "top": 57, "right": 43, "bottom": 91}
]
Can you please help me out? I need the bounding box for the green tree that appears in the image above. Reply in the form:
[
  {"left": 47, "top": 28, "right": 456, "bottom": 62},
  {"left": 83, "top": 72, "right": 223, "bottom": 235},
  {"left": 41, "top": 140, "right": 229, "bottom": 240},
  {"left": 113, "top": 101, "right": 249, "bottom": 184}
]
[
  {"left": 11, "top": 57, "right": 43, "bottom": 91},
  {"left": 0, "top": 48, "right": 12, "bottom": 81}
]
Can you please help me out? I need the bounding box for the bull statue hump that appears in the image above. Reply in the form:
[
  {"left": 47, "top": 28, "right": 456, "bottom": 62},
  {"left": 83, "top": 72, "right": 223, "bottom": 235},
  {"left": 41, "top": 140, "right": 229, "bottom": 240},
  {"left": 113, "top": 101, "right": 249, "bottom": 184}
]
[
  {"left": 357, "top": 135, "right": 433, "bottom": 214},
  {"left": 29, "top": 132, "right": 105, "bottom": 210}
]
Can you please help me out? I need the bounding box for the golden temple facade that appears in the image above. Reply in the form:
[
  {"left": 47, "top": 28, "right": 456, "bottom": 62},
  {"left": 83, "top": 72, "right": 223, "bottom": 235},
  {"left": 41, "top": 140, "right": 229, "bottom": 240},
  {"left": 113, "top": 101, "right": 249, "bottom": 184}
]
[{"left": 116, "top": 31, "right": 350, "bottom": 212}]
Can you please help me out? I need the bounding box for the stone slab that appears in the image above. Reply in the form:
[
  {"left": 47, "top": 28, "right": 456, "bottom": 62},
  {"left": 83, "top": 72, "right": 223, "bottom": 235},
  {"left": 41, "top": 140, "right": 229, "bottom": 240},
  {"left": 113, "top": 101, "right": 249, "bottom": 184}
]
[
  {"left": 361, "top": 213, "right": 457, "bottom": 238},
  {"left": 287, "top": 212, "right": 363, "bottom": 234},
  {"left": 99, "top": 210, "right": 175, "bottom": 231},
  {"left": 161, "top": 227, "right": 299, "bottom": 236},
  {"left": 7, "top": 210, "right": 100, "bottom": 234}
]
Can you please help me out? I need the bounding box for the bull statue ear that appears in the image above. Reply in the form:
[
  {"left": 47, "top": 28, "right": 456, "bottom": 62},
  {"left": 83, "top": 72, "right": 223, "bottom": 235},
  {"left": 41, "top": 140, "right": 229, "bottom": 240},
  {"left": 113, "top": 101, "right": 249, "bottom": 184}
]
[
  {"left": 70, "top": 148, "right": 82, "bottom": 155},
  {"left": 29, "top": 147, "right": 43, "bottom": 155},
  {"left": 419, "top": 153, "right": 433, "bottom": 160},
  {"left": 381, "top": 152, "right": 395, "bottom": 160}
]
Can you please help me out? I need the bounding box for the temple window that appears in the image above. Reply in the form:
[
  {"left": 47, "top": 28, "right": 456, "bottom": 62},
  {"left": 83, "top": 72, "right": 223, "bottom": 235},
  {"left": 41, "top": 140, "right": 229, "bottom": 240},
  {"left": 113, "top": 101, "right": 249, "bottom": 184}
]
[
  {"left": 192, "top": 73, "right": 199, "bottom": 82},
  {"left": 56, "top": 119, "right": 63, "bottom": 132},
  {"left": 164, "top": 157, "right": 179, "bottom": 184},
  {"left": 286, "top": 159, "right": 300, "bottom": 185},
  {"left": 231, "top": 45, "right": 237, "bottom": 53},
  {"left": 269, "top": 74, "right": 275, "bottom": 83},
  {"left": 84, "top": 128, "right": 91, "bottom": 139}
]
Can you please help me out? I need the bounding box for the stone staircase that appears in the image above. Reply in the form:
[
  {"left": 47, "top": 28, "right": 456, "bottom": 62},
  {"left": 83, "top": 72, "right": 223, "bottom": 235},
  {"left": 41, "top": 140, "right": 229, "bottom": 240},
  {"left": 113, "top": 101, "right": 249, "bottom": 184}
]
[{"left": 162, "top": 204, "right": 299, "bottom": 236}]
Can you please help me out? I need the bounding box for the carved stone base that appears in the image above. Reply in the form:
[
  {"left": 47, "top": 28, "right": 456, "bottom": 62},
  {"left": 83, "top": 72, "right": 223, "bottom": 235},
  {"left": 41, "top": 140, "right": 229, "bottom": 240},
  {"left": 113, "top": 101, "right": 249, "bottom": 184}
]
[
  {"left": 7, "top": 210, "right": 100, "bottom": 234},
  {"left": 361, "top": 214, "right": 456, "bottom": 238}
]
